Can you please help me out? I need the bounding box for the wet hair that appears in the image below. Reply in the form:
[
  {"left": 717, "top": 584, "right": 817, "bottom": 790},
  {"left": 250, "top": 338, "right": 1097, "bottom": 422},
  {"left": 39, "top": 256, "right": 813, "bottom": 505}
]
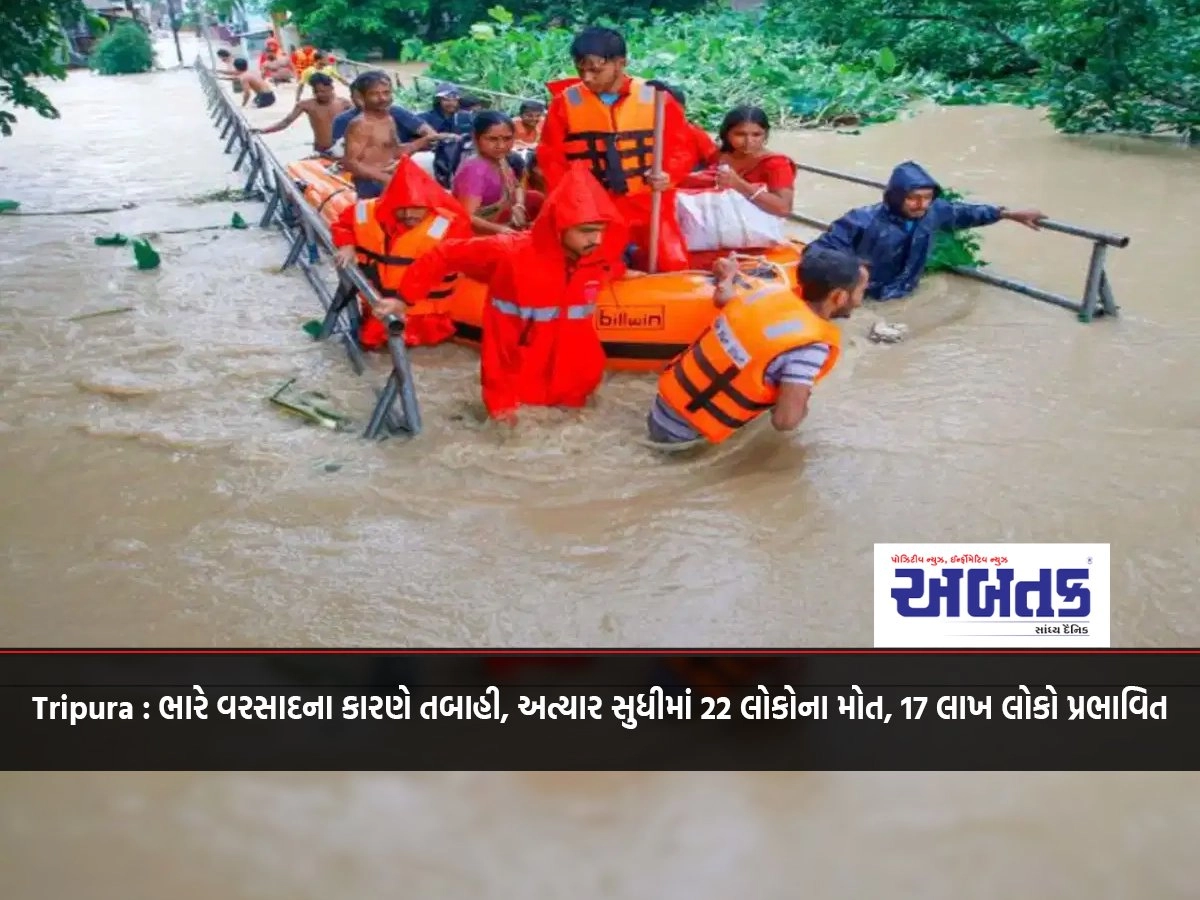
[
  {"left": 570, "top": 27, "right": 626, "bottom": 62},
  {"left": 798, "top": 248, "right": 867, "bottom": 303},
  {"left": 472, "top": 109, "right": 514, "bottom": 139},
  {"left": 518, "top": 100, "right": 545, "bottom": 115},
  {"left": 308, "top": 72, "right": 333, "bottom": 89},
  {"left": 646, "top": 80, "right": 684, "bottom": 108},
  {"left": 216, "top": 49, "right": 231, "bottom": 60},
  {"left": 718, "top": 105, "right": 771, "bottom": 152},
  {"left": 352, "top": 70, "right": 391, "bottom": 95},
  {"left": 233, "top": 58, "right": 248, "bottom": 73}
]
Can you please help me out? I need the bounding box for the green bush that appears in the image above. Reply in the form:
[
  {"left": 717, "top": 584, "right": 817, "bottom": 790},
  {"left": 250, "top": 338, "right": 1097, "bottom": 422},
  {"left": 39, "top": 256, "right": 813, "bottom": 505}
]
[{"left": 90, "top": 21, "right": 155, "bottom": 76}]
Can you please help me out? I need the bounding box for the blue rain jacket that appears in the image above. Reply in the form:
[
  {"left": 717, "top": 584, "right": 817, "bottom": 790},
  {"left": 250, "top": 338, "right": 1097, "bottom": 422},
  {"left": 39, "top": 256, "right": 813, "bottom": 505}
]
[{"left": 809, "top": 161, "right": 1001, "bottom": 300}]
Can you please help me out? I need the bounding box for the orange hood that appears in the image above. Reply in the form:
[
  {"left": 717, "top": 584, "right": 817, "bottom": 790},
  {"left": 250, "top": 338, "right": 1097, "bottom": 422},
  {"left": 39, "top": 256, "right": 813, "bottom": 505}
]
[
  {"left": 545, "top": 77, "right": 581, "bottom": 97},
  {"left": 529, "top": 164, "right": 628, "bottom": 267},
  {"left": 374, "top": 156, "right": 470, "bottom": 234}
]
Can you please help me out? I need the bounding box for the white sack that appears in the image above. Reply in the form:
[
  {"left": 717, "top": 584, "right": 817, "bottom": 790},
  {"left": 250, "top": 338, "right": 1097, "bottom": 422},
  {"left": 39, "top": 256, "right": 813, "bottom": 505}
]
[{"left": 676, "top": 189, "right": 787, "bottom": 252}]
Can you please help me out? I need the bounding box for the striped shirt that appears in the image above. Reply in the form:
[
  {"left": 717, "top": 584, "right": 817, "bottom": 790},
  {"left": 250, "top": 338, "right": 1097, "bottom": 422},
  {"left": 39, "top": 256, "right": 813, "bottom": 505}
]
[{"left": 647, "top": 343, "right": 832, "bottom": 444}]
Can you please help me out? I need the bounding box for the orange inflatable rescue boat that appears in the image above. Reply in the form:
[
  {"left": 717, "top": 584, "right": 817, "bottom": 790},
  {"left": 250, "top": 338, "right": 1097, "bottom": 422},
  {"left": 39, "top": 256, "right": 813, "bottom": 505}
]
[{"left": 288, "top": 160, "right": 807, "bottom": 372}]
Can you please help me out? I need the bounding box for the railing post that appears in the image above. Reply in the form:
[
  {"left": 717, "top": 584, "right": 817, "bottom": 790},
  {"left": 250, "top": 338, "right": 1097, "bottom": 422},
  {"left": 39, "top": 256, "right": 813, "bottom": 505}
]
[{"left": 1078, "top": 241, "right": 1109, "bottom": 322}]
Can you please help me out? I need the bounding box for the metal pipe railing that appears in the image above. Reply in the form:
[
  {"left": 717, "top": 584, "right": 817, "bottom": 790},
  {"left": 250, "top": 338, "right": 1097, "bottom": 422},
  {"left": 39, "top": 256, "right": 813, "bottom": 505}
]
[
  {"left": 790, "top": 163, "right": 1125, "bottom": 320},
  {"left": 196, "top": 58, "right": 422, "bottom": 440},
  {"left": 793, "top": 162, "right": 1130, "bottom": 249}
]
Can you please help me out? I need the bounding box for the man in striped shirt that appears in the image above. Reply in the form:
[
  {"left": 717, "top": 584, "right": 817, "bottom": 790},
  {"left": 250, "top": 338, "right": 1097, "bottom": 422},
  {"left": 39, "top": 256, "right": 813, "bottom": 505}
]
[{"left": 647, "top": 248, "right": 866, "bottom": 445}]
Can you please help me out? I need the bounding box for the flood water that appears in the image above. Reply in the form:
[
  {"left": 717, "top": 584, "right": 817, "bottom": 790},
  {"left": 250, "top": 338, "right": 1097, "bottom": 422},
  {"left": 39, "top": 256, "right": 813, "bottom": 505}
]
[{"left": 2, "top": 36, "right": 1199, "bottom": 899}]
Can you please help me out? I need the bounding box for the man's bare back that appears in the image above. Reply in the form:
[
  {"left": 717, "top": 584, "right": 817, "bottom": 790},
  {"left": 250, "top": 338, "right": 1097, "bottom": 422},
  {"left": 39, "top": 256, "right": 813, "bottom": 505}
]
[{"left": 238, "top": 70, "right": 276, "bottom": 108}]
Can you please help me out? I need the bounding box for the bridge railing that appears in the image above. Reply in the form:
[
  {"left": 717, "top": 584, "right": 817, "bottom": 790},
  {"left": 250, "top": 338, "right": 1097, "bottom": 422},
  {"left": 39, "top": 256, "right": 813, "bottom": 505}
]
[{"left": 197, "top": 58, "right": 422, "bottom": 440}]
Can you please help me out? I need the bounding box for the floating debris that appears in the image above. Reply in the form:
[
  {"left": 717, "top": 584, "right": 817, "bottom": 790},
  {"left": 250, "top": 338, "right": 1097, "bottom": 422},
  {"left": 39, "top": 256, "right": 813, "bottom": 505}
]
[
  {"left": 0, "top": 199, "right": 20, "bottom": 213},
  {"left": 69, "top": 306, "right": 135, "bottom": 322},
  {"left": 301, "top": 320, "right": 322, "bottom": 339},
  {"left": 230, "top": 211, "right": 248, "bottom": 229},
  {"left": 268, "top": 379, "right": 351, "bottom": 431},
  {"left": 868, "top": 321, "right": 908, "bottom": 344},
  {"left": 94, "top": 233, "right": 130, "bottom": 247},
  {"left": 132, "top": 238, "right": 161, "bottom": 271}
]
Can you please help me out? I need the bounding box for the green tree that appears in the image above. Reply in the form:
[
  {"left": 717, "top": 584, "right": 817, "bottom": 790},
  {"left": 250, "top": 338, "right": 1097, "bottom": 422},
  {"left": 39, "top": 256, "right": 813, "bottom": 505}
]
[
  {"left": 90, "top": 19, "right": 156, "bottom": 75},
  {"left": 0, "top": 0, "right": 86, "bottom": 137},
  {"left": 765, "top": 0, "right": 1200, "bottom": 139}
]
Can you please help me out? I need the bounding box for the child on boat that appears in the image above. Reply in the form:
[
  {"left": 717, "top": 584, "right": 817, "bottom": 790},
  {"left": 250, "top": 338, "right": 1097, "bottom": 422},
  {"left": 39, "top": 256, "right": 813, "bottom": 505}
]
[{"left": 383, "top": 166, "right": 628, "bottom": 425}]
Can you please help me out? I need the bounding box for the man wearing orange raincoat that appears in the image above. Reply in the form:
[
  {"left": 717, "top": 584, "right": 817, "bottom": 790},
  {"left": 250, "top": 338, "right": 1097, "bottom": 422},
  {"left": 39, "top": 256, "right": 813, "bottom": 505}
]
[
  {"left": 330, "top": 156, "right": 473, "bottom": 349},
  {"left": 536, "top": 27, "right": 693, "bottom": 273},
  {"left": 383, "top": 166, "right": 628, "bottom": 424}
]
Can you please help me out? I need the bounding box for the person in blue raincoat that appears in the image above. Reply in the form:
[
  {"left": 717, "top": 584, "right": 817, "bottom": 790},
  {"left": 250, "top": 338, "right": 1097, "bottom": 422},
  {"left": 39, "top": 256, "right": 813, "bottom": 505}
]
[{"left": 809, "top": 160, "right": 1045, "bottom": 301}]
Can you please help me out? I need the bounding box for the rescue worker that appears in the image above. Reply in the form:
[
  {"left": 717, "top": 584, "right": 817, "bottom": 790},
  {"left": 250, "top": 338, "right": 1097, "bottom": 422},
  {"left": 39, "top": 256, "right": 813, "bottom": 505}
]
[
  {"left": 329, "top": 156, "right": 473, "bottom": 349},
  {"left": 537, "top": 27, "right": 693, "bottom": 272},
  {"left": 646, "top": 247, "right": 867, "bottom": 447},
  {"left": 291, "top": 44, "right": 318, "bottom": 78},
  {"left": 381, "top": 166, "right": 628, "bottom": 425},
  {"left": 809, "top": 160, "right": 1045, "bottom": 301},
  {"left": 257, "top": 36, "right": 281, "bottom": 73}
]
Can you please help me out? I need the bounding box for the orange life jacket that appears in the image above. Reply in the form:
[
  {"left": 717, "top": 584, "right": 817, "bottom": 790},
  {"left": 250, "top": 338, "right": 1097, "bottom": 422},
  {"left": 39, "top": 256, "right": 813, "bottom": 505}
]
[
  {"left": 657, "top": 282, "right": 842, "bottom": 444},
  {"left": 351, "top": 200, "right": 460, "bottom": 317},
  {"left": 562, "top": 77, "right": 657, "bottom": 196}
]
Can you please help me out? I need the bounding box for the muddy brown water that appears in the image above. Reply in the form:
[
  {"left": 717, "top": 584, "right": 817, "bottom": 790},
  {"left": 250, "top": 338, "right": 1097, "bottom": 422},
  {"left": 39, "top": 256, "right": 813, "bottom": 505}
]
[{"left": 2, "top": 37, "right": 1199, "bottom": 899}]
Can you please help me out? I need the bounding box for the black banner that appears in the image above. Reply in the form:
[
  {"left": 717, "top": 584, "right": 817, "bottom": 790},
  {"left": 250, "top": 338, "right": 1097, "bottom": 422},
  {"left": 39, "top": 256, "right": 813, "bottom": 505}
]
[{"left": 0, "top": 652, "right": 1195, "bottom": 770}]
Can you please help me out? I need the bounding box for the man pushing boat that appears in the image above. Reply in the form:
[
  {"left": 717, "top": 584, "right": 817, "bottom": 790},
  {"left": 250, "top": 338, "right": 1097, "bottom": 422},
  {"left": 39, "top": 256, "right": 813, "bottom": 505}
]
[{"left": 374, "top": 166, "right": 627, "bottom": 426}]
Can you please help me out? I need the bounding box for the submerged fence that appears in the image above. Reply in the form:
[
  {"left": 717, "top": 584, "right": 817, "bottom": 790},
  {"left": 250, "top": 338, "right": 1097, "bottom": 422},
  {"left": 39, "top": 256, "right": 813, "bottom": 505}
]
[{"left": 198, "top": 59, "right": 422, "bottom": 440}]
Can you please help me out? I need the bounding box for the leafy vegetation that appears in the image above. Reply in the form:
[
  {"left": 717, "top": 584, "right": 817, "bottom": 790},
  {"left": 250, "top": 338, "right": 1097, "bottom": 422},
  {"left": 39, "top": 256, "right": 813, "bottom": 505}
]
[
  {"left": 420, "top": 6, "right": 933, "bottom": 130},
  {"left": 90, "top": 20, "right": 156, "bottom": 76},
  {"left": 0, "top": 0, "right": 86, "bottom": 137}
]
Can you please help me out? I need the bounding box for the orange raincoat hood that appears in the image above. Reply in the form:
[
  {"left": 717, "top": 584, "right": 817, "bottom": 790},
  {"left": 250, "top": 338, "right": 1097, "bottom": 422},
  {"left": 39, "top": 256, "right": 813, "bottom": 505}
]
[
  {"left": 528, "top": 164, "right": 628, "bottom": 268},
  {"left": 374, "top": 156, "right": 471, "bottom": 235}
]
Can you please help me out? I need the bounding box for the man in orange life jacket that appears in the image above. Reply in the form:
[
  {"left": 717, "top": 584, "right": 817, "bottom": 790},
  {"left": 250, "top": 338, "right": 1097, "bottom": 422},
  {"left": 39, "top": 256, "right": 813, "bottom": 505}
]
[
  {"left": 375, "top": 166, "right": 628, "bottom": 425},
  {"left": 329, "top": 156, "right": 473, "bottom": 349},
  {"left": 646, "top": 247, "right": 868, "bottom": 446},
  {"left": 537, "top": 27, "right": 693, "bottom": 273}
]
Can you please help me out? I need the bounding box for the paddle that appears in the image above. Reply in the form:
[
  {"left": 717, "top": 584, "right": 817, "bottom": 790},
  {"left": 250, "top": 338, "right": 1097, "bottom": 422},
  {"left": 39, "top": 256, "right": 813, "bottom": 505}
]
[{"left": 646, "top": 87, "right": 667, "bottom": 274}]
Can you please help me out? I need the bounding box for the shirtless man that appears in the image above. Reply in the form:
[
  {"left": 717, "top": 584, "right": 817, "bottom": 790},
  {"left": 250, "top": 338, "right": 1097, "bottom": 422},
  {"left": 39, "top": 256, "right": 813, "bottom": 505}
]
[
  {"left": 252, "top": 73, "right": 351, "bottom": 154},
  {"left": 230, "top": 58, "right": 276, "bottom": 109},
  {"left": 342, "top": 70, "right": 447, "bottom": 199}
]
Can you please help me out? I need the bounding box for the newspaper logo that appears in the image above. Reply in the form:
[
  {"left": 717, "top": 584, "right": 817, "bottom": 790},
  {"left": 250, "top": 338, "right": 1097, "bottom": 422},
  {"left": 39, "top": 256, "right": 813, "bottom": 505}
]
[{"left": 873, "top": 543, "right": 1110, "bottom": 648}]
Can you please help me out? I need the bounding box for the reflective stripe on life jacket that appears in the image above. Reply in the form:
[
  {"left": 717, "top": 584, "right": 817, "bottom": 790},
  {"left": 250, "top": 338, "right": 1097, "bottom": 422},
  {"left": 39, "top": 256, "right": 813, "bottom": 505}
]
[
  {"left": 562, "top": 78, "right": 657, "bottom": 196},
  {"left": 490, "top": 297, "right": 596, "bottom": 322},
  {"left": 656, "top": 282, "right": 842, "bottom": 444},
  {"left": 351, "top": 200, "right": 460, "bottom": 316}
]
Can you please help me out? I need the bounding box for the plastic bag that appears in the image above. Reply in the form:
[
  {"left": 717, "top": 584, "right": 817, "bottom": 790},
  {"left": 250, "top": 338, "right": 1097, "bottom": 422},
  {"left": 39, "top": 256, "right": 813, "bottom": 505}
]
[{"left": 676, "top": 188, "right": 786, "bottom": 251}]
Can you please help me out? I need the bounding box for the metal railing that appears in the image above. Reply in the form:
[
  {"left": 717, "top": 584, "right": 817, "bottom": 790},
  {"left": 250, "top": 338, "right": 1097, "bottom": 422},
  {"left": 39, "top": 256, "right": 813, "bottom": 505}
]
[
  {"left": 327, "top": 58, "right": 1127, "bottom": 321},
  {"left": 196, "top": 58, "right": 422, "bottom": 440},
  {"left": 788, "top": 163, "right": 1126, "bottom": 321}
]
